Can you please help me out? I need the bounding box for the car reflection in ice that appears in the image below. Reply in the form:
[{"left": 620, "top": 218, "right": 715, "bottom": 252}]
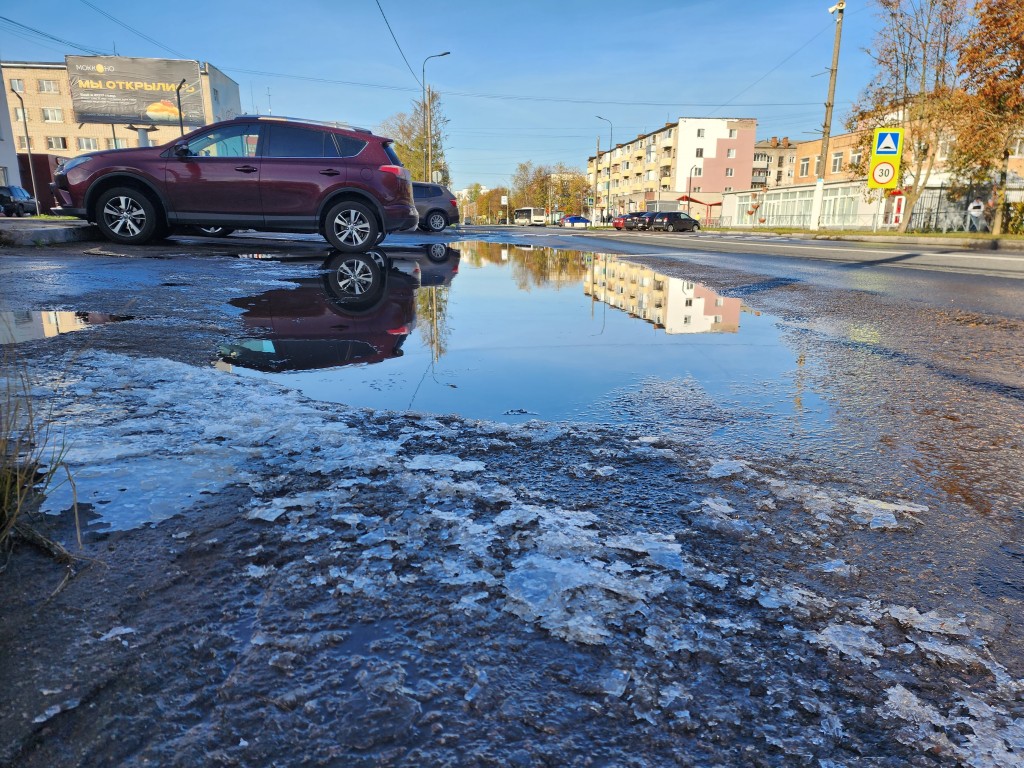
[{"left": 217, "top": 247, "right": 463, "bottom": 373}]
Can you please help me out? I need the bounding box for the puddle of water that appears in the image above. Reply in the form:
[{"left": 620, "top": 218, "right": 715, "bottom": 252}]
[
  {"left": 219, "top": 242, "right": 827, "bottom": 432},
  {"left": 0, "top": 310, "right": 133, "bottom": 345}
]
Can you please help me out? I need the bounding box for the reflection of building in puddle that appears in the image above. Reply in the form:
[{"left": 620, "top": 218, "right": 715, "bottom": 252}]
[
  {"left": 0, "top": 311, "right": 133, "bottom": 345},
  {"left": 584, "top": 257, "right": 741, "bottom": 333}
]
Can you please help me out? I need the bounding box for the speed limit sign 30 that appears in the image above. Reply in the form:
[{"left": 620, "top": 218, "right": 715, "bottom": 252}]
[{"left": 871, "top": 162, "right": 895, "bottom": 186}]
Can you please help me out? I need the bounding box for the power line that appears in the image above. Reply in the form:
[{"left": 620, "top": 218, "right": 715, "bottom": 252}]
[
  {"left": 76, "top": 0, "right": 189, "bottom": 59},
  {"left": 374, "top": 0, "right": 420, "bottom": 87},
  {"left": 0, "top": 15, "right": 108, "bottom": 55}
]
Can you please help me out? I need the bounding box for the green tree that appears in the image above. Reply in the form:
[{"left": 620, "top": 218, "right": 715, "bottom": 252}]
[{"left": 377, "top": 90, "right": 450, "bottom": 185}]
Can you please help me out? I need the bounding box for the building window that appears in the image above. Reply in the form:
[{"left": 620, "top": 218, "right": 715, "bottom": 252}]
[
  {"left": 725, "top": 168, "right": 734, "bottom": 177},
  {"left": 77, "top": 137, "right": 99, "bottom": 150},
  {"left": 850, "top": 149, "right": 862, "bottom": 166},
  {"left": 715, "top": 298, "right": 724, "bottom": 306},
  {"left": 17, "top": 136, "right": 31, "bottom": 150},
  {"left": 11, "top": 78, "right": 25, "bottom": 92},
  {"left": 831, "top": 152, "right": 844, "bottom": 173},
  {"left": 788, "top": 155, "right": 796, "bottom": 164},
  {"left": 727, "top": 148, "right": 736, "bottom": 159},
  {"left": 724, "top": 186, "right": 733, "bottom": 192},
  {"left": 695, "top": 147, "right": 703, "bottom": 158},
  {"left": 729, "top": 129, "right": 738, "bottom": 138},
  {"left": 13, "top": 107, "right": 28, "bottom": 122},
  {"left": 696, "top": 128, "right": 705, "bottom": 138},
  {"left": 692, "top": 167, "right": 702, "bottom": 177},
  {"left": 685, "top": 298, "right": 693, "bottom": 307},
  {"left": 666, "top": 128, "right": 673, "bottom": 138},
  {"left": 212, "top": 87, "right": 220, "bottom": 103},
  {"left": 46, "top": 136, "right": 68, "bottom": 150},
  {"left": 714, "top": 315, "right": 723, "bottom": 324},
  {"left": 42, "top": 107, "right": 63, "bottom": 123},
  {"left": 106, "top": 138, "right": 130, "bottom": 149},
  {"left": 692, "top": 186, "right": 701, "bottom": 193},
  {"left": 799, "top": 157, "right": 810, "bottom": 176},
  {"left": 38, "top": 79, "right": 60, "bottom": 94}
]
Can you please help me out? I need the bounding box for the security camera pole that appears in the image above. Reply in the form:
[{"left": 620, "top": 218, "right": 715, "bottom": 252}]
[
  {"left": 10, "top": 87, "right": 39, "bottom": 208},
  {"left": 175, "top": 79, "right": 187, "bottom": 136},
  {"left": 810, "top": 0, "right": 845, "bottom": 232}
]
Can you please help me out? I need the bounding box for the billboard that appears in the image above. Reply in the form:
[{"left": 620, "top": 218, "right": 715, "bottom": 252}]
[{"left": 66, "top": 56, "right": 205, "bottom": 127}]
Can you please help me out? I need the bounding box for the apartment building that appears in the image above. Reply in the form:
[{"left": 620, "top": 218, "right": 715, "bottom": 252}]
[
  {"left": 584, "top": 255, "right": 742, "bottom": 334},
  {"left": 587, "top": 117, "right": 757, "bottom": 219},
  {"left": 2, "top": 59, "right": 241, "bottom": 160},
  {"left": 0, "top": 83, "right": 20, "bottom": 187}
]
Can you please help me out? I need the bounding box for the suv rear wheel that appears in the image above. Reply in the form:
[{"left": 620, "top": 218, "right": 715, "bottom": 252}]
[
  {"left": 95, "top": 187, "right": 159, "bottom": 245},
  {"left": 424, "top": 210, "right": 448, "bottom": 232},
  {"left": 325, "top": 201, "right": 379, "bottom": 252}
]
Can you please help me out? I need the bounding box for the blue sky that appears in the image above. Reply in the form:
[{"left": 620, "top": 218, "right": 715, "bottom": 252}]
[{"left": 0, "top": 0, "right": 880, "bottom": 191}]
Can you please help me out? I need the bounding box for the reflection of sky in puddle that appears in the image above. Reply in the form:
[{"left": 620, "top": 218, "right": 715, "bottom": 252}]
[
  {"left": 0, "top": 310, "right": 133, "bottom": 345},
  {"left": 223, "top": 243, "right": 828, "bottom": 429}
]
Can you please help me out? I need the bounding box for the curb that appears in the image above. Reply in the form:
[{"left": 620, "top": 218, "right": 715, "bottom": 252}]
[{"left": 0, "top": 223, "right": 100, "bottom": 247}]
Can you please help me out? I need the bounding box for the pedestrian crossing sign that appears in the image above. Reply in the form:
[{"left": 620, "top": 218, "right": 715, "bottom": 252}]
[{"left": 868, "top": 127, "right": 903, "bottom": 189}]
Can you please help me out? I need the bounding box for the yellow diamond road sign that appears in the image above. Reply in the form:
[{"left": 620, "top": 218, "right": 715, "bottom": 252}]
[{"left": 868, "top": 128, "right": 903, "bottom": 189}]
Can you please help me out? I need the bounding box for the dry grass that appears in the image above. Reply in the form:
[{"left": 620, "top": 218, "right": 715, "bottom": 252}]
[{"left": 1, "top": 341, "right": 78, "bottom": 566}]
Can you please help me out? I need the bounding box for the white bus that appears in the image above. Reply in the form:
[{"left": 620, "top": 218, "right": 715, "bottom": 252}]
[{"left": 513, "top": 207, "right": 546, "bottom": 226}]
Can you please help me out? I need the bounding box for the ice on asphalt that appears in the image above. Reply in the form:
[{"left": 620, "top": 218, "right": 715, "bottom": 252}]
[{"left": 29, "top": 350, "right": 1024, "bottom": 765}]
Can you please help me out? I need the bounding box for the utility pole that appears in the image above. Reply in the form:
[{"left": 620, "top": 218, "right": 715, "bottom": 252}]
[
  {"left": 593, "top": 137, "right": 600, "bottom": 223},
  {"left": 810, "top": 1, "right": 845, "bottom": 232}
]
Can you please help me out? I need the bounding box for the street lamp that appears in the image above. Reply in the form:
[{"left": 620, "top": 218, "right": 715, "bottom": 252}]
[
  {"left": 10, "top": 87, "right": 39, "bottom": 210},
  {"left": 687, "top": 164, "right": 698, "bottom": 214},
  {"left": 596, "top": 115, "right": 612, "bottom": 221},
  {"left": 422, "top": 51, "right": 450, "bottom": 183}
]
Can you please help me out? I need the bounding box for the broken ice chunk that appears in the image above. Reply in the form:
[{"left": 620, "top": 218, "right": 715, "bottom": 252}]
[{"left": 707, "top": 459, "right": 746, "bottom": 478}]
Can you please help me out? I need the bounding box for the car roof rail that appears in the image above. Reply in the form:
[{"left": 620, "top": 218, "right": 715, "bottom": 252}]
[{"left": 232, "top": 114, "right": 373, "bottom": 134}]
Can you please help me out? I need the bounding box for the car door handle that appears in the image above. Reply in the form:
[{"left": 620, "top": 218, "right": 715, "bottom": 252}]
[
  {"left": 235, "top": 165, "right": 258, "bottom": 174},
  {"left": 319, "top": 169, "right": 341, "bottom": 176}
]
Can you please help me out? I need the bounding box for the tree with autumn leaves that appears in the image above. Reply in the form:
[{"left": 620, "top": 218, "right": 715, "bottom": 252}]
[
  {"left": 849, "top": 1, "right": 1024, "bottom": 234},
  {"left": 947, "top": 2, "right": 1024, "bottom": 234}
]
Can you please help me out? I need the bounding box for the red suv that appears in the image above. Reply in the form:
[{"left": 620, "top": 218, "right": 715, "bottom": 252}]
[{"left": 51, "top": 115, "right": 418, "bottom": 252}]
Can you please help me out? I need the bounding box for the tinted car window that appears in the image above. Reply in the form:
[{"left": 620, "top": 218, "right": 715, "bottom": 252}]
[
  {"left": 188, "top": 124, "right": 259, "bottom": 158},
  {"left": 266, "top": 124, "right": 328, "bottom": 157},
  {"left": 382, "top": 142, "right": 403, "bottom": 166},
  {"left": 335, "top": 135, "right": 367, "bottom": 158},
  {"left": 413, "top": 185, "right": 429, "bottom": 200}
]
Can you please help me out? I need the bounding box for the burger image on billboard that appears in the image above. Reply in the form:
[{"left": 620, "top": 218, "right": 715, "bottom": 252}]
[{"left": 146, "top": 99, "right": 181, "bottom": 122}]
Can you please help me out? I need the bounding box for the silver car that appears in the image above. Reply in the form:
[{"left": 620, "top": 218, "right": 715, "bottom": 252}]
[{"left": 412, "top": 182, "right": 460, "bottom": 232}]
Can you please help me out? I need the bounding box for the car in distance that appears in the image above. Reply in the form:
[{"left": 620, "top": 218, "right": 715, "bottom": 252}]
[
  {"left": 651, "top": 211, "right": 701, "bottom": 232},
  {"left": 632, "top": 211, "right": 659, "bottom": 231},
  {"left": 558, "top": 215, "right": 590, "bottom": 228},
  {"left": 412, "top": 182, "right": 459, "bottom": 232},
  {"left": 0, "top": 185, "right": 39, "bottom": 217},
  {"left": 622, "top": 212, "right": 650, "bottom": 230},
  {"left": 51, "top": 115, "right": 418, "bottom": 251},
  {"left": 614, "top": 212, "right": 644, "bottom": 230}
]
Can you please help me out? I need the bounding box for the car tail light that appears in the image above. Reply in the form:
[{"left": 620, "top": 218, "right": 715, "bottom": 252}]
[
  {"left": 387, "top": 325, "right": 409, "bottom": 335},
  {"left": 379, "top": 165, "right": 405, "bottom": 177},
  {"left": 448, "top": 199, "right": 457, "bottom": 206}
]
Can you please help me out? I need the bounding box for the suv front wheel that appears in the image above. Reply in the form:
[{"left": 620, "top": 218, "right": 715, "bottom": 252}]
[
  {"left": 325, "top": 201, "right": 379, "bottom": 252},
  {"left": 95, "top": 186, "right": 160, "bottom": 245}
]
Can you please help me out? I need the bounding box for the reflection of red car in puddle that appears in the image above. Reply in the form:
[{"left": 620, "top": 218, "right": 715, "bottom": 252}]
[{"left": 219, "top": 251, "right": 420, "bottom": 372}]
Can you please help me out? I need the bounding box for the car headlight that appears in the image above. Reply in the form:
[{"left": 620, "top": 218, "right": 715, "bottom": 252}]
[{"left": 59, "top": 155, "right": 94, "bottom": 174}]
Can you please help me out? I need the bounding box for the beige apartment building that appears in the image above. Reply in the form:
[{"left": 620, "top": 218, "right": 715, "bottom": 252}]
[
  {"left": 584, "top": 255, "right": 742, "bottom": 334},
  {"left": 587, "top": 117, "right": 757, "bottom": 219},
  {"left": 2, "top": 59, "right": 241, "bottom": 159}
]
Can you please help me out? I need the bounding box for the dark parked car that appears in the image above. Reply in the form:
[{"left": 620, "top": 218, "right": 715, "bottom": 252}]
[
  {"left": 412, "top": 182, "right": 459, "bottom": 232},
  {"left": 0, "top": 185, "right": 39, "bottom": 217},
  {"left": 51, "top": 115, "right": 418, "bottom": 251},
  {"left": 651, "top": 211, "right": 701, "bottom": 232},
  {"left": 632, "top": 211, "right": 660, "bottom": 231},
  {"left": 621, "top": 212, "right": 649, "bottom": 230}
]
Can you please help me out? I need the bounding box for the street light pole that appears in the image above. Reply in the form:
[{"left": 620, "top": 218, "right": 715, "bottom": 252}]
[
  {"left": 10, "top": 88, "right": 39, "bottom": 207},
  {"left": 422, "top": 51, "right": 450, "bottom": 183},
  {"left": 596, "top": 116, "right": 612, "bottom": 221}
]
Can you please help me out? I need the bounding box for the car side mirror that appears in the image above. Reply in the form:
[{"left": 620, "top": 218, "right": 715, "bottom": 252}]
[{"left": 173, "top": 141, "right": 191, "bottom": 158}]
